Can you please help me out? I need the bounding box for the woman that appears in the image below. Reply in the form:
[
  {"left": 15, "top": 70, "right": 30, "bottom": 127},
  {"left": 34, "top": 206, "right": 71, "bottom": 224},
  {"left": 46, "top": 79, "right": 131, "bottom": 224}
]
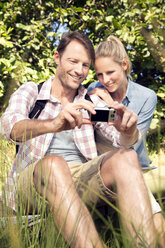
[
  {"left": 88, "top": 35, "right": 165, "bottom": 245},
  {"left": 88, "top": 35, "right": 157, "bottom": 169}
]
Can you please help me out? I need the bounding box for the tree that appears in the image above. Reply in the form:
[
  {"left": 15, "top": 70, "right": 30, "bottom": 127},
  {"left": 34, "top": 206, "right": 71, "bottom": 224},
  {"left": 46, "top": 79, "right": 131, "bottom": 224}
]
[{"left": 0, "top": 0, "right": 61, "bottom": 110}]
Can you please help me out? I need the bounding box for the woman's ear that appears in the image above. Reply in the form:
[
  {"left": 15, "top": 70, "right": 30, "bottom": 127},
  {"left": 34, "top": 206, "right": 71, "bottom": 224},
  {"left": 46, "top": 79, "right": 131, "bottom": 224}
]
[
  {"left": 54, "top": 51, "right": 60, "bottom": 64},
  {"left": 122, "top": 59, "right": 128, "bottom": 71}
]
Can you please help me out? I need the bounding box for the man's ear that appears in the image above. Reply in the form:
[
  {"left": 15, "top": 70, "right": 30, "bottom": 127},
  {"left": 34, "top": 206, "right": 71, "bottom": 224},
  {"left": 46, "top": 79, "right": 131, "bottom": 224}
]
[
  {"left": 122, "top": 59, "right": 128, "bottom": 71},
  {"left": 54, "top": 51, "right": 60, "bottom": 64}
]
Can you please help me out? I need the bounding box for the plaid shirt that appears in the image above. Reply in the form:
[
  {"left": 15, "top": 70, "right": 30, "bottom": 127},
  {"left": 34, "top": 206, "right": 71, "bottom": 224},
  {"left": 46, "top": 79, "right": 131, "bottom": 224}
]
[{"left": 1, "top": 76, "right": 121, "bottom": 210}]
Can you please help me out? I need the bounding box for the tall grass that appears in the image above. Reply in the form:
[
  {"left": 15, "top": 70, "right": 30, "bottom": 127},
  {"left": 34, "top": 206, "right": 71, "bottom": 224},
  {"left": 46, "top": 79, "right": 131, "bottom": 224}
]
[{"left": 0, "top": 137, "right": 164, "bottom": 248}]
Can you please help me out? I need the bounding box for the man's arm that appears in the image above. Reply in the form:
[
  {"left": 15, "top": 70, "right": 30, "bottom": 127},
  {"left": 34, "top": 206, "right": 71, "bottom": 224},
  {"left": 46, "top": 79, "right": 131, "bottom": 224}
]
[
  {"left": 10, "top": 119, "right": 55, "bottom": 142},
  {"left": 10, "top": 99, "right": 96, "bottom": 142},
  {"left": 1, "top": 81, "right": 39, "bottom": 141}
]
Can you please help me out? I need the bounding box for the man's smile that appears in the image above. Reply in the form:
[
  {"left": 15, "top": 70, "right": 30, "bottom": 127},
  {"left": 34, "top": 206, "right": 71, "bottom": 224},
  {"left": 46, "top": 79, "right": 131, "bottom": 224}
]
[{"left": 69, "top": 73, "right": 83, "bottom": 81}]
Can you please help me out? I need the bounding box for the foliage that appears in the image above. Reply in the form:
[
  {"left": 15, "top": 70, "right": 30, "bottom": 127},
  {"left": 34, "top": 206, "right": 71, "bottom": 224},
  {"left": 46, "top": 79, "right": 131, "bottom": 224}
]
[
  {"left": 0, "top": 0, "right": 164, "bottom": 129},
  {"left": 0, "top": 0, "right": 59, "bottom": 110}
]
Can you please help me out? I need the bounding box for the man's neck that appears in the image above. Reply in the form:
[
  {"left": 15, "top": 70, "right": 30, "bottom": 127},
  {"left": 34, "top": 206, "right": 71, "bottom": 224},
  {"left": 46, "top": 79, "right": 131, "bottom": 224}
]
[{"left": 51, "top": 77, "right": 78, "bottom": 106}]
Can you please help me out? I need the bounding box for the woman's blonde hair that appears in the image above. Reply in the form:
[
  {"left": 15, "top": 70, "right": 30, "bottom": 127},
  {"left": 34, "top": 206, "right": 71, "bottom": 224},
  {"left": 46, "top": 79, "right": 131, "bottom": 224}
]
[{"left": 95, "top": 35, "right": 132, "bottom": 78}]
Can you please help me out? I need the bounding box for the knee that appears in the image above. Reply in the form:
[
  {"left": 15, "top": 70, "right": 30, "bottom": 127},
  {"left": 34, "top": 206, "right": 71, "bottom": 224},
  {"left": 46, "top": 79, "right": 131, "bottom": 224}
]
[
  {"left": 106, "top": 148, "right": 140, "bottom": 171},
  {"left": 43, "top": 154, "right": 67, "bottom": 168},
  {"left": 119, "top": 148, "right": 140, "bottom": 169},
  {"left": 101, "top": 148, "right": 141, "bottom": 187},
  {"left": 33, "top": 155, "right": 69, "bottom": 187},
  {"left": 112, "top": 149, "right": 142, "bottom": 184}
]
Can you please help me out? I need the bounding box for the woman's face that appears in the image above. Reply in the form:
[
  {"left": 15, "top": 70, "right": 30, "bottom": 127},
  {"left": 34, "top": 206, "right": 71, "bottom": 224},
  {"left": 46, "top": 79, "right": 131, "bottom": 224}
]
[{"left": 94, "top": 56, "right": 128, "bottom": 93}]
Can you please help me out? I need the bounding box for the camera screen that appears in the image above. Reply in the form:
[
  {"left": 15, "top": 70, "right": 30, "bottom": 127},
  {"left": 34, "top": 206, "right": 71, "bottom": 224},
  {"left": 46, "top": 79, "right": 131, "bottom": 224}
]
[{"left": 90, "top": 109, "right": 110, "bottom": 122}]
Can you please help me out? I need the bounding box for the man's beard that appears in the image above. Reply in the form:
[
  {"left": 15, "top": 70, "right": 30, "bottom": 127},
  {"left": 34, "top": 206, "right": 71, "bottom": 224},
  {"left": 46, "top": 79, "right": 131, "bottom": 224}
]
[{"left": 58, "top": 72, "right": 82, "bottom": 91}]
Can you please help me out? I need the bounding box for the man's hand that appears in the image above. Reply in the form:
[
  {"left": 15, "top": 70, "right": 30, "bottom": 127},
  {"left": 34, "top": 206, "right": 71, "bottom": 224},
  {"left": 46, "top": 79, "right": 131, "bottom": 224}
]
[
  {"left": 50, "top": 99, "right": 96, "bottom": 132},
  {"left": 11, "top": 99, "right": 95, "bottom": 142}
]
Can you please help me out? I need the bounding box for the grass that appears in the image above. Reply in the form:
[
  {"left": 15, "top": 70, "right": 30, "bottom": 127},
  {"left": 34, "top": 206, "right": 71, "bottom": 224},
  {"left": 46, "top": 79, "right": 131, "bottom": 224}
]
[{"left": 0, "top": 136, "right": 165, "bottom": 248}]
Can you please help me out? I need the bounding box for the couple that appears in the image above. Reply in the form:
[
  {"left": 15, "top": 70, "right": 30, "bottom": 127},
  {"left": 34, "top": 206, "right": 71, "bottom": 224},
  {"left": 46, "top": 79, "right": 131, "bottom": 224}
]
[{"left": 1, "top": 30, "right": 165, "bottom": 247}]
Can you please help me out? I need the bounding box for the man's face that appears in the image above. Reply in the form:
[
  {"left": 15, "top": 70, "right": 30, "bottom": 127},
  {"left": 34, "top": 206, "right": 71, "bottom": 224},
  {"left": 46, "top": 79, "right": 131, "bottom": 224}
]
[{"left": 55, "top": 40, "right": 91, "bottom": 91}]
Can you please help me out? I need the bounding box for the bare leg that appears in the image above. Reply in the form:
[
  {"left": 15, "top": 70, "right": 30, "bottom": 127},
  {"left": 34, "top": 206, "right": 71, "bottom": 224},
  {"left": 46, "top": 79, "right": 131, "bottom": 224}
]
[
  {"left": 100, "top": 148, "right": 156, "bottom": 247},
  {"left": 33, "top": 155, "right": 104, "bottom": 248}
]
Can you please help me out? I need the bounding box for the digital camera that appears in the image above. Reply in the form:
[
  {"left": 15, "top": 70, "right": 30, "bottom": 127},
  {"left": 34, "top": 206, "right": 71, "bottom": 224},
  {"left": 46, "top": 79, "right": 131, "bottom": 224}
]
[{"left": 90, "top": 107, "right": 116, "bottom": 122}]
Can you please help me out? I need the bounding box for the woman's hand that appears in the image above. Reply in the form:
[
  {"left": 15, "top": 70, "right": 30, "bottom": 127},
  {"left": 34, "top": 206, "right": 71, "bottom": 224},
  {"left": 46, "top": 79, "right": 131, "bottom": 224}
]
[
  {"left": 108, "top": 101, "right": 137, "bottom": 135},
  {"left": 88, "top": 88, "right": 113, "bottom": 106},
  {"left": 108, "top": 101, "right": 139, "bottom": 146}
]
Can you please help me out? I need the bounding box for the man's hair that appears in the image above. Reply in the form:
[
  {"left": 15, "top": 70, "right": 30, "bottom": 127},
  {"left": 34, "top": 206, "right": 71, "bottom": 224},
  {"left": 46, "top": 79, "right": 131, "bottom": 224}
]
[
  {"left": 57, "top": 30, "right": 95, "bottom": 64},
  {"left": 95, "top": 36, "right": 132, "bottom": 78}
]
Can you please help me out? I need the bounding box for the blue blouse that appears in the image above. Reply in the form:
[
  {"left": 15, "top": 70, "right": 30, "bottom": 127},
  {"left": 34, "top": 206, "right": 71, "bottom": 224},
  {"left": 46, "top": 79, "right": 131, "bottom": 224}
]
[{"left": 88, "top": 79, "right": 157, "bottom": 169}]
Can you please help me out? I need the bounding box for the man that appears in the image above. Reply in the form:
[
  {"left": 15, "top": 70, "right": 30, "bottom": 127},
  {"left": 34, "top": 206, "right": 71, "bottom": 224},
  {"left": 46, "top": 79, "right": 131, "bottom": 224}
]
[{"left": 1, "top": 31, "right": 157, "bottom": 248}]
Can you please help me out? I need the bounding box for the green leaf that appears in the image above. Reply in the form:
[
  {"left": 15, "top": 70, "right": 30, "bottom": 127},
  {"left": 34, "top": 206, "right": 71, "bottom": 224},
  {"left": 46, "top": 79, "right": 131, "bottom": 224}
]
[
  {"left": 47, "top": 32, "right": 55, "bottom": 37},
  {"left": 82, "top": 15, "right": 90, "bottom": 21},
  {"left": 150, "top": 118, "right": 159, "bottom": 129},
  {"left": 76, "top": 7, "right": 83, "bottom": 12},
  {"left": 128, "top": 36, "right": 135, "bottom": 43},
  {"left": 105, "top": 16, "right": 113, "bottom": 22},
  {"left": 0, "top": 81, "right": 4, "bottom": 89},
  {"left": 0, "top": 37, "right": 13, "bottom": 47},
  {"left": 95, "top": 23, "right": 105, "bottom": 31}
]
